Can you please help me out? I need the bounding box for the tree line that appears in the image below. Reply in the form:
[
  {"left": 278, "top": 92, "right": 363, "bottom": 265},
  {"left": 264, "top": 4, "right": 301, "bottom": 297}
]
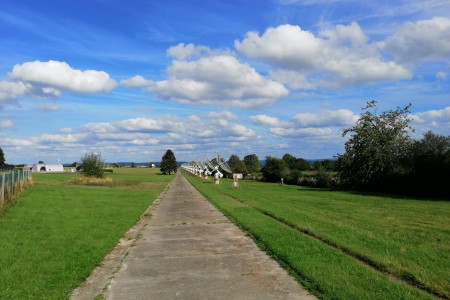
[{"left": 225, "top": 101, "right": 449, "bottom": 198}]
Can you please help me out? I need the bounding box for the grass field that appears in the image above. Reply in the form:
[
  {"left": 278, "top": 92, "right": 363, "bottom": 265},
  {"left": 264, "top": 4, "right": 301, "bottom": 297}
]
[
  {"left": 184, "top": 171, "right": 450, "bottom": 299},
  {"left": 0, "top": 168, "right": 174, "bottom": 299}
]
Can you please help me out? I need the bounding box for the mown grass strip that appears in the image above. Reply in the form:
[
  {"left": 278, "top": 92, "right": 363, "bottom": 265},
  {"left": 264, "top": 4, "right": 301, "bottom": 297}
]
[
  {"left": 238, "top": 199, "right": 445, "bottom": 299},
  {"left": 211, "top": 177, "right": 450, "bottom": 298},
  {"left": 0, "top": 168, "right": 173, "bottom": 300},
  {"left": 184, "top": 172, "right": 439, "bottom": 299}
]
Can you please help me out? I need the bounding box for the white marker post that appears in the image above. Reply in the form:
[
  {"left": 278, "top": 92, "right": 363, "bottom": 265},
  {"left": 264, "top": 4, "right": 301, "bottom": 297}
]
[{"left": 233, "top": 173, "right": 242, "bottom": 188}]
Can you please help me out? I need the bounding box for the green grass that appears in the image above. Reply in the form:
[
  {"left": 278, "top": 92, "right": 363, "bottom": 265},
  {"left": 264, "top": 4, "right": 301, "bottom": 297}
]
[
  {"left": 0, "top": 168, "right": 174, "bottom": 299},
  {"left": 184, "top": 172, "right": 450, "bottom": 299}
]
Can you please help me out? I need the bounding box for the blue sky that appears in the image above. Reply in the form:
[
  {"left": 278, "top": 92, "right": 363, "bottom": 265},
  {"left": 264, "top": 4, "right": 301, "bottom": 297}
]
[{"left": 1, "top": 0, "right": 449, "bottom": 164}]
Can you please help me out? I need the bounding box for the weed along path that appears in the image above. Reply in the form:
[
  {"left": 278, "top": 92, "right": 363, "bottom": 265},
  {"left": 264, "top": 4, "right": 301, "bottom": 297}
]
[{"left": 75, "top": 172, "right": 314, "bottom": 299}]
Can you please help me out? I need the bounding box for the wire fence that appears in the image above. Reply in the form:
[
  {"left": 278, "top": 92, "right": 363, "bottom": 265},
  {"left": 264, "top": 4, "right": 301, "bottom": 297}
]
[{"left": 1, "top": 169, "right": 32, "bottom": 211}]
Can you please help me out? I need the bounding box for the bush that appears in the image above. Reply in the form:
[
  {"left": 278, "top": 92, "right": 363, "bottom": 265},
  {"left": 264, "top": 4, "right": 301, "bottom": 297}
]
[
  {"left": 80, "top": 153, "right": 105, "bottom": 178},
  {"left": 315, "top": 168, "right": 335, "bottom": 188},
  {"left": 287, "top": 170, "right": 303, "bottom": 184},
  {"left": 298, "top": 176, "right": 317, "bottom": 187}
]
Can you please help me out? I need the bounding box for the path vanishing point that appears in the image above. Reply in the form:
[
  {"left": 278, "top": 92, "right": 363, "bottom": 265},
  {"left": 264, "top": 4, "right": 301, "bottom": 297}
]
[{"left": 72, "top": 172, "right": 315, "bottom": 300}]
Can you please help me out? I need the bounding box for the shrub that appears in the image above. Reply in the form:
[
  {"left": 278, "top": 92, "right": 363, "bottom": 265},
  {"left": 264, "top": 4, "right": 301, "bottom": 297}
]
[
  {"left": 298, "top": 176, "right": 317, "bottom": 187},
  {"left": 315, "top": 168, "right": 335, "bottom": 188},
  {"left": 287, "top": 170, "right": 303, "bottom": 184},
  {"left": 80, "top": 153, "right": 105, "bottom": 178}
]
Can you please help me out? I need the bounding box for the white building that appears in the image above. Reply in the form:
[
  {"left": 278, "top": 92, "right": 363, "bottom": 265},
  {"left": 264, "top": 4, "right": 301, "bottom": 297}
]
[{"left": 30, "top": 163, "right": 64, "bottom": 173}]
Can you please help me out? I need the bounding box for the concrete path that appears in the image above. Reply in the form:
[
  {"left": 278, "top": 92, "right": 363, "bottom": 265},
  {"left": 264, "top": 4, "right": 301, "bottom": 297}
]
[{"left": 72, "top": 172, "right": 315, "bottom": 300}]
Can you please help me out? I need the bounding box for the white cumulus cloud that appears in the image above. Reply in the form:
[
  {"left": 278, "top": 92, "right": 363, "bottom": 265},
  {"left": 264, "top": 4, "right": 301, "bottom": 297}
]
[
  {"left": 207, "top": 111, "right": 238, "bottom": 120},
  {"left": 120, "top": 75, "right": 153, "bottom": 88},
  {"left": 9, "top": 60, "right": 117, "bottom": 94},
  {"left": 411, "top": 107, "right": 450, "bottom": 123},
  {"left": 167, "top": 43, "right": 214, "bottom": 60},
  {"left": 381, "top": 17, "right": 450, "bottom": 64},
  {"left": 0, "top": 81, "right": 32, "bottom": 106},
  {"left": 250, "top": 114, "right": 292, "bottom": 127},
  {"left": 251, "top": 114, "right": 282, "bottom": 126},
  {"left": 122, "top": 54, "right": 289, "bottom": 108},
  {"left": 235, "top": 23, "right": 411, "bottom": 89}
]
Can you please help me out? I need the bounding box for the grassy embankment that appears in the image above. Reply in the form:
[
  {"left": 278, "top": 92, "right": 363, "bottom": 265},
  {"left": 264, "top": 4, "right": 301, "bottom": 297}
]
[
  {"left": 184, "top": 171, "right": 450, "bottom": 299},
  {"left": 0, "top": 168, "right": 174, "bottom": 299}
]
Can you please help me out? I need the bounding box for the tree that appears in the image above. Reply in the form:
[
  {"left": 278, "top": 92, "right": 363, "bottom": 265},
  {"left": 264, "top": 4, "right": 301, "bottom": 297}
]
[
  {"left": 282, "top": 153, "right": 310, "bottom": 171},
  {"left": 243, "top": 154, "right": 260, "bottom": 174},
  {"left": 227, "top": 154, "right": 248, "bottom": 176},
  {"left": 336, "top": 100, "right": 413, "bottom": 191},
  {"left": 296, "top": 158, "right": 310, "bottom": 171},
  {"left": 313, "top": 160, "right": 336, "bottom": 172},
  {"left": 0, "top": 147, "right": 5, "bottom": 166},
  {"left": 410, "top": 131, "right": 450, "bottom": 197},
  {"left": 80, "top": 152, "right": 105, "bottom": 178},
  {"left": 130, "top": 162, "right": 137, "bottom": 168},
  {"left": 160, "top": 149, "right": 177, "bottom": 174},
  {"left": 282, "top": 153, "right": 297, "bottom": 170},
  {"left": 261, "top": 156, "right": 290, "bottom": 182}
]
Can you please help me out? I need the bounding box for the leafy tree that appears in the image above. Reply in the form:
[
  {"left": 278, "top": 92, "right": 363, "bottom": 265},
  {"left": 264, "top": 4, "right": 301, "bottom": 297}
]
[
  {"left": 313, "top": 160, "right": 336, "bottom": 172},
  {"left": 227, "top": 154, "right": 248, "bottom": 176},
  {"left": 336, "top": 100, "right": 413, "bottom": 191},
  {"left": 113, "top": 163, "right": 120, "bottom": 168},
  {"left": 296, "top": 158, "right": 310, "bottom": 171},
  {"left": 261, "top": 156, "right": 290, "bottom": 182},
  {"left": 80, "top": 152, "right": 105, "bottom": 178},
  {"left": 282, "top": 153, "right": 297, "bottom": 170},
  {"left": 70, "top": 162, "right": 78, "bottom": 168},
  {"left": 160, "top": 149, "right": 177, "bottom": 174},
  {"left": 0, "top": 147, "right": 5, "bottom": 166},
  {"left": 282, "top": 153, "right": 310, "bottom": 171},
  {"left": 38, "top": 160, "right": 45, "bottom": 164},
  {"left": 410, "top": 131, "right": 450, "bottom": 197},
  {"left": 130, "top": 162, "right": 137, "bottom": 168},
  {"left": 243, "top": 154, "right": 260, "bottom": 174}
]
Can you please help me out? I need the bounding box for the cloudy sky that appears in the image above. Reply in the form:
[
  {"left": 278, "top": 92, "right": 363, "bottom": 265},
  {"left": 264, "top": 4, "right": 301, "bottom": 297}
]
[{"left": 1, "top": 0, "right": 449, "bottom": 164}]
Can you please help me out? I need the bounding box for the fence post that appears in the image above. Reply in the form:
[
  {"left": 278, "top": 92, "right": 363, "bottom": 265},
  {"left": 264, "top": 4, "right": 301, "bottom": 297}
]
[
  {"left": 1, "top": 173, "right": 5, "bottom": 205},
  {"left": 11, "top": 170, "right": 15, "bottom": 194}
]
